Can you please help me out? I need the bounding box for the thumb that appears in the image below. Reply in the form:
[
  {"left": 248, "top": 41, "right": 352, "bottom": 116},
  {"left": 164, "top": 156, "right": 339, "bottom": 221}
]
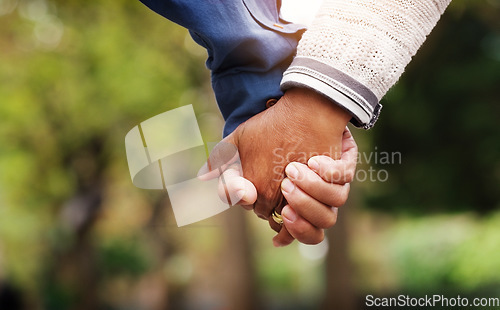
[{"left": 197, "top": 131, "right": 239, "bottom": 181}]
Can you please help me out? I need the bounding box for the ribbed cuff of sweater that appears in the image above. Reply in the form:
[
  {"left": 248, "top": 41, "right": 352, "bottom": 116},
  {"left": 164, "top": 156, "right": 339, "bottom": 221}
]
[{"left": 281, "top": 57, "right": 382, "bottom": 129}]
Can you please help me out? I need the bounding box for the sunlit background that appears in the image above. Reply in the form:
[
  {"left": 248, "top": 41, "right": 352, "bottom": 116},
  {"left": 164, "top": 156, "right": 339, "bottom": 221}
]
[{"left": 0, "top": 0, "right": 499, "bottom": 309}]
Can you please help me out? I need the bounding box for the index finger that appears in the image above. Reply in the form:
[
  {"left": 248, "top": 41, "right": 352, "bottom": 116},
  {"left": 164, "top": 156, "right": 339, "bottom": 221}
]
[{"left": 197, "top": 141, "right": 240, "bottom": 181}]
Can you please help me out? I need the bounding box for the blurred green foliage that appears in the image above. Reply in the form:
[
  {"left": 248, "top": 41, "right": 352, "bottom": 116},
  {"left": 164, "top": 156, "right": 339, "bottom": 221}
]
[
  {"left": 0, "top": 0, "right": 217, "bottom": 307},
  {"left": 367, "top": 0, "right": 500, "bottom": 213},
  {"left": 390, "top": 213, "right": 500, "bottom": 292}
]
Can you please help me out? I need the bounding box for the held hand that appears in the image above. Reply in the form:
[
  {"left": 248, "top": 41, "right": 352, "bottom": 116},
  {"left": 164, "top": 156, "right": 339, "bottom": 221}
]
[
  {"left": 215, "top": 127, "right": 358, "bottom": 247},
  {"left": 201, "top": 88, "right": 351, "bottom": 242}
]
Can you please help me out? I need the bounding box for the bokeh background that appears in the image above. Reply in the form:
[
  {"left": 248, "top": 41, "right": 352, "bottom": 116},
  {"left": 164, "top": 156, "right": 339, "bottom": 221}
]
[{"left": 0, "top": 0, "right": 499, "bottom": 309}]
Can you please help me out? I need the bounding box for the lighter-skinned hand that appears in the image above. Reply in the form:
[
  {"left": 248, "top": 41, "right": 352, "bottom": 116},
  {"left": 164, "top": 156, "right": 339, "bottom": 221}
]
[{"left": 273, "top": 127, "right": 357, "bottom": 246}]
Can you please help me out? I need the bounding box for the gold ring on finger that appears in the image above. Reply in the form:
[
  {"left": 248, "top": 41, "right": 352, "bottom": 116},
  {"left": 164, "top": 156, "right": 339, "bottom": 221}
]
[{"left": 272, "top": 209, "right": 283, "bottom": 225}]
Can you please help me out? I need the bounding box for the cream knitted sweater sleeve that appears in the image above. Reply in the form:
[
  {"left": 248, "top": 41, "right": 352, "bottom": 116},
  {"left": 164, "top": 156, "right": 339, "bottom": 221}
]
[{"left": 281, "top": 0, "right": 452, "bottom": 129}]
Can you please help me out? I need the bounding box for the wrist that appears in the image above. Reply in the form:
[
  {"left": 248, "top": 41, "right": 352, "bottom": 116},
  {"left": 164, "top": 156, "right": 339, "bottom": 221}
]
[{"left": 280, "top": 87, "right": 351, "bottom": 133}]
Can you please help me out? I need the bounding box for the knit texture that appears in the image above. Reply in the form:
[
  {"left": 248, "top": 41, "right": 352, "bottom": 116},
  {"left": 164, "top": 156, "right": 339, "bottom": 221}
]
[{"left": 293, "top": 0, "right": 451, "bottom": 100}]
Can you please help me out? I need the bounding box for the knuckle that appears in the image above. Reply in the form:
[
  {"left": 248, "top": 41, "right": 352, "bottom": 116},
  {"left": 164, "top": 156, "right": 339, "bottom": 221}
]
[
  {"left": 268, "top": 218, "right": 283, "bottom": 233},
  {"left": 328, "top": 169, "right": 343, "bottom": 183},
  {"left": 303, "top": 231, "right": 325, "bottom": 245},
  {"left": 253, "top": 203, "right": 269, "bottom": 220},
  {"left": 333, "top": 198, "right": 346, "bottom": 208},
  {"left": 344, "top": 169, "right": 355, "bottom": 183},
  {"left": 320, "top": 214, "right": 337, "bottom": 229},
  {"left": 290, "top": 223, "right": 309, "bottom": 240},
  {"left": 316, "top": 209, "right": 337, "bottom": 228},
  {"left": 331, "top": 196, "right": 345, "bottom": 208},
  {"left": 320, "top": 182, "right": 348, "bottom": 208},
  {"left": 330, "top": 185, "right": 350, "bottom": 207},
  {"left": 339, "top": 185, "right": 351, "bottom": 205}
]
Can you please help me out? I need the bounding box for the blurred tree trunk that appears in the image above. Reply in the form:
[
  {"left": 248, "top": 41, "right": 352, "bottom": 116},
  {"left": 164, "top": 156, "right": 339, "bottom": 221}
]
[
  {"left": 46, "top": 139, "right": 105, "bottom": 310},
  {"left": 322, "top": 201, "right": 357, "bottom": 310},
  {"left": 218, "top": 208, "right": 258, "bottom": 310},
  {"left": 141, "top": 194, "right": 172, "bottom": 310},
  {"left": 54, "top": 185, "right": 103, "bottom": 310}
]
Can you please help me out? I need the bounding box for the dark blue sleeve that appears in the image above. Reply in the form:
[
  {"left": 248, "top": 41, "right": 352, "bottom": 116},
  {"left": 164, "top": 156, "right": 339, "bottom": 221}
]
[{"left": 139, "top": 0, "right": 305, "bottom": 136}]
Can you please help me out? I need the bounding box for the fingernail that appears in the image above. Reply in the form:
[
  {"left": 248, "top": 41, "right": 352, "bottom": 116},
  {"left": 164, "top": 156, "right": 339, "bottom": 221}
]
[
  {"left": 285, "top": 163, "right": 299, "bottom": 179},
  {"left": 282, "top": 206, "right": 297, "bottom": 223},
  {"left": 308, "top": 158, "right": 319, "bottom": 172},
  {"left": 281, "top": 178, "right": 295, "bottom": 194},
  {"left": 273, "top": 239, "right": 283, "bottom": 247}
]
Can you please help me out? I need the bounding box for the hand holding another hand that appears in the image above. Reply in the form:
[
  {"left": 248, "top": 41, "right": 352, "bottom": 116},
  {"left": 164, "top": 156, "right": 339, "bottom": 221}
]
[{"left": 201, "top": 88, "right": 357, "bottom": 246}]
